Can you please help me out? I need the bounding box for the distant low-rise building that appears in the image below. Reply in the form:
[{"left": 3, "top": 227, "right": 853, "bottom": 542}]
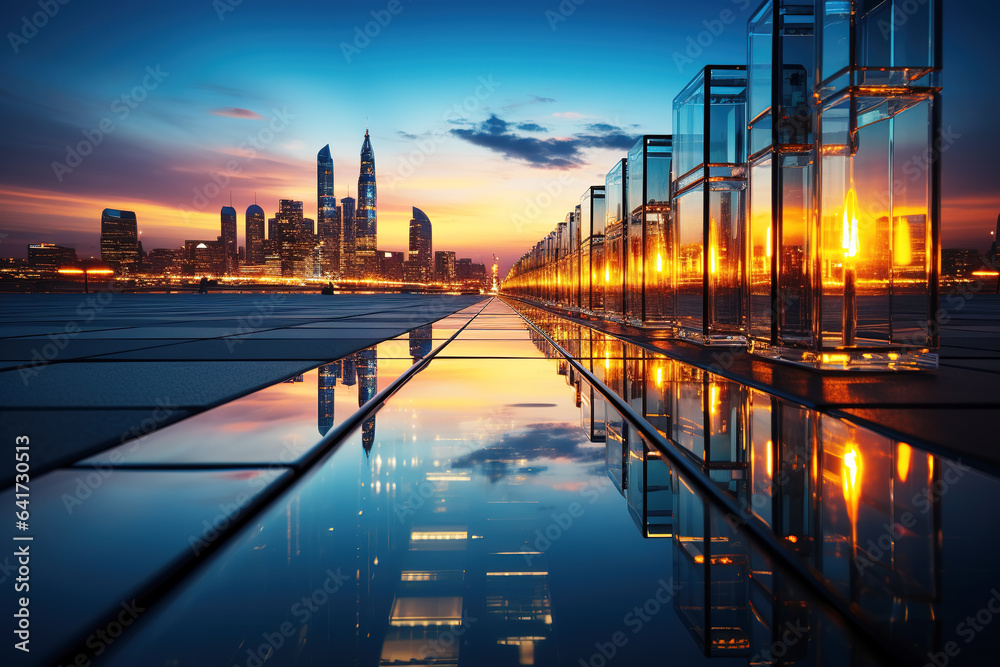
[
  {"left": 380, "top": 250, "right": 404, "bottom": 281},
  {"left": 27, "top": 243, "right": 76, "bottom": 272},
  {"left": 146, "top": 248, "right": 186, "bottom": 275},
  {"left": 184, "top": 239, "right": 226, "bottom": 276},
  {"left": 435, "top": 250, "right": 456, "bottom": 283},
  {"left": 942, "top": 249, "right": 983, "bottom": 282}
]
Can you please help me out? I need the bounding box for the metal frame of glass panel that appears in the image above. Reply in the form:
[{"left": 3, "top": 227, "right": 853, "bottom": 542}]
[
  {"left": 604, "top": 159, "right": 628, "bottom": 321},
  {"left": 627, "top": 135, "right": 675, "bottom": 328},
  {"left": 672, "top": 66, "right": 749, "bottom": 346},
  {"left": 804, "top": 0, "right": 941, "bottom": 370}
]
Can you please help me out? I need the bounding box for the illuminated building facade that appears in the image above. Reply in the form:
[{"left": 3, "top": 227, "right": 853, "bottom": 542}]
[
  {"left": 434, "top": 250, "right": 456, "bottom": 282},
  {"left": 356, "top": 130, "right": 378, "bottom": 277},
  {"left": 220, "top": 205, "right": 238, "bottom": 274},
  {"left": 245, "top": 203, "right": 265, "bottom": 265},
  {"left": 27, "top": 243, "right": 76, "bottom": 272},
  {"left": 340, "top": 195, "right": 356, "bottom": 277},
  {"left": 100, "top": 208, "right": 139, "bottom": 273},
  {"left": 184, "top": 239, "right": 225, "bottom": 276},
  {"left": 407, "top": 206, "right": 433, "bottom": 282},
  {"left": 380, "top": 250, "right": 404, "bottom": 281}
]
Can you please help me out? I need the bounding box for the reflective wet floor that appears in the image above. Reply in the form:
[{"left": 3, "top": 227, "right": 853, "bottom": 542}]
[{"left": 10, "top": 297, "right": 999, "bottom": 666}]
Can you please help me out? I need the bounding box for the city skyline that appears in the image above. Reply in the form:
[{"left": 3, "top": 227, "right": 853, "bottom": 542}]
[{"left": 2, "top": 1, "right": 996, "bottom": 276}]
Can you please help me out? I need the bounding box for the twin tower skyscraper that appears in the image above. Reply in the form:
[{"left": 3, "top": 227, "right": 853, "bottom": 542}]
[{"left": 316, "top": 130, "right": 377, "bottom": 277}]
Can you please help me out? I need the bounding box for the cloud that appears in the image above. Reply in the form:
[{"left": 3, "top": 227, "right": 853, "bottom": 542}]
[
  {"left": 450, "top": 114, "right": 639, "bottom": 169},
  {"left": 210, "top": 107, "right": 265, "bottom": 120},
  {"left": 396, "top": 130, "right": 420, "bottom": 140},
  {"left": 501, "top": 94, "right": 557, "bottom": 112},
  {"left": 552, "top": 111, "right": 584, "bottom": 119},
  {"left": 449, "top": 423, "right": 601, "bottom": 482}
]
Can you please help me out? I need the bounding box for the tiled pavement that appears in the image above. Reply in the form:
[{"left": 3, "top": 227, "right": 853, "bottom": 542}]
[{"left": 0, "top": 293, "right": 486, "bottom": 481}]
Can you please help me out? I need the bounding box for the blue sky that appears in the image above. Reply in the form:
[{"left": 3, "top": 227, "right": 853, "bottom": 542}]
[{"left": 1, "top": 0, "right": 995, "bottom": 273}]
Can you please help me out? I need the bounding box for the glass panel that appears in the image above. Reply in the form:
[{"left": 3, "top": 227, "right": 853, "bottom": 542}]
[
  {"left": 605, "top": 160, "right": 627, "bottom": 319},
  {"left": 748, "top": 157, "right": 773, "bottom": 341},
  {"left": 644, "top": 140, "right": 674, "bottom": 327},
  {"left": 626, "top": 144, "right": 645, "bottom": 323},
  {"left": 707, "top": 72, "right": 747, "bottom": 166},
  {"left": 817, "top": 92, "right": 936, "bottom": 366},
  {"left": 749, "top": 3, "right": 775, "bottom": 156},
  {"left": 674, "top": 71, "right": 706, "bottom": 179},
  {"left": 675, "top": 186, "right": 705, "bottom": 335},
  {"left": 708, "top": 186, "right": 745, "bottom": 338},
  {"left": 818, "top": 0, "right": 940, "bottom": 98},
  {"left": 591, "top": 238, "right": 605, "bottom": 312},
  {"left": 778, "top": 154, "right": 813, "bottom": 345}
]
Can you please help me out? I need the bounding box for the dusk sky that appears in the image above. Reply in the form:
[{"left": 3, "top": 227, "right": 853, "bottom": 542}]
[{"left": 1, "top": 0, "right": 996, "bottom": 274}]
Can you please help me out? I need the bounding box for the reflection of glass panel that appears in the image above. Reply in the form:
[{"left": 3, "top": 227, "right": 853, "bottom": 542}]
[
  {"left": 627, "top": 432, "right": 674, "bottom": 538},
  {"left": 673, "top": 478, "right": 752, "bottom": 656}
]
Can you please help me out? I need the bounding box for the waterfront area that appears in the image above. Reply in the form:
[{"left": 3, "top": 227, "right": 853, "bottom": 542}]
[{"left": 2, "top": 293, "right": 998, "bottom": 665}]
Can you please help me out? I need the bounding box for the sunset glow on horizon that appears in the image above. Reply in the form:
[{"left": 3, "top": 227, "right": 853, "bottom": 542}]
[{"left": 2, "top": 0, "right": 997, "bottom": 275}]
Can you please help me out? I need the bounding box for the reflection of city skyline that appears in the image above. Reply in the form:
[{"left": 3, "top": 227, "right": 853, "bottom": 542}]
[{"left": 317, "top": 347, "right": 379, "bottom": 443}]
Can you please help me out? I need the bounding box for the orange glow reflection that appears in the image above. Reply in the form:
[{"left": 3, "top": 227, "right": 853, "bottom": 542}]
[
  {"left": 894, "top": 218, "right": 912, "bottom": 265},
  {"left": 766, "top": 440, "right": 773, "bottom": 479},
  {"left": 842, "top": 445, "right": 862, "bottom": 544},
  {"left": 896, "top": 443, "right": 912, "bottom": 483},
  {"left": 842, "top": 189, "right": 859, "bottom": 259}
]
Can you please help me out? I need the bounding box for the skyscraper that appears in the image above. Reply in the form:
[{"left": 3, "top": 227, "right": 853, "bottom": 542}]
[
  {"left": 221, "top": 204, "right": 238, "bottom": 274},
  {"left": 317, "top": 145, "right": 340, "bottom": 276},
  {"left": 318, "top": 144, "right": 334, "bottom": 199},
  {"left": 277, "top": 199, "right": 307, "bottom": 277},
  {"left": 279, "top": 199, "right": 304, "bottom": 226},
  {"left": 246, "top": 202, "right": 265, "bottom": 265},
  {"left": 407, "top": 206, "right": 433, "bottom": 282},
  {"left": 100, "top": 208, "right": 138, "bottom": 273},
  {"left": 340, "top": 195, "right": 356, "bottom": 277},
  {"left": 356, "top": 130, "right": 378, "bottom": 276}
]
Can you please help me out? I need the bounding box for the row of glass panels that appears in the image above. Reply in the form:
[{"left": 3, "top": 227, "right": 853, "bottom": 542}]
[{"left": 503, "top": 0, "right": 942, "bottom": 371}]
